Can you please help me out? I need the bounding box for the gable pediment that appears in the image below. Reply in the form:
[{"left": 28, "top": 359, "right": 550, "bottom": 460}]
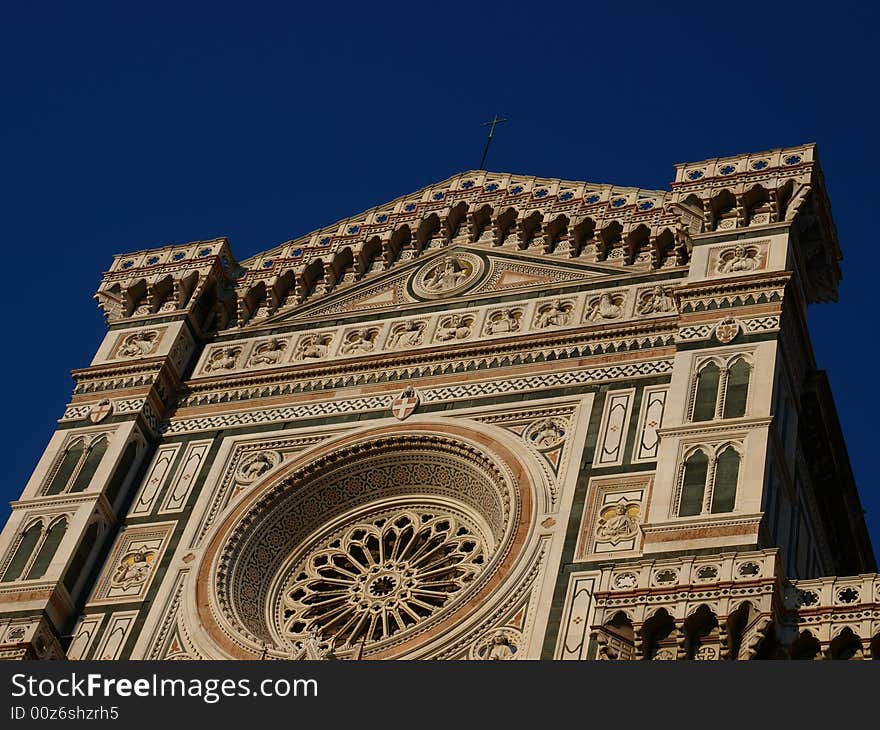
[{"left": 254, "top": 246, "right": 627, "bottom": 325}]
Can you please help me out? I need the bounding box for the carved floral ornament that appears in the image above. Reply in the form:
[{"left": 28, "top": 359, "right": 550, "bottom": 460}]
[
  {"left": 197, "top": 428, "right": 536, "bottom": 659},
  {"left": 714, "top": 317, "right": 741, "bottom": 344}
]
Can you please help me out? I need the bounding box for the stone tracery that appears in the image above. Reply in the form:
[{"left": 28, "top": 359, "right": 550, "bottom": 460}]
[
  {"left": 199, "top": 428, "right": 531, "bottom": 659},
  {"left": 280, "top": 507, "right": 487, "bottom": 646}
]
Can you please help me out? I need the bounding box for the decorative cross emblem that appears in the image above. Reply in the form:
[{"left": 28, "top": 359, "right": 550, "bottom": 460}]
[
  {"left": 391, "top": 387, "right": 421, "bottom": 421},
  {"left": 89, "top": 399, "right": 113, "bottom": 423}
]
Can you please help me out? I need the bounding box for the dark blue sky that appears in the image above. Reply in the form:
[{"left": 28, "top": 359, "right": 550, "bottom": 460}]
[{"left": 2, "top": 3, "right": 878, "bottom": 553}]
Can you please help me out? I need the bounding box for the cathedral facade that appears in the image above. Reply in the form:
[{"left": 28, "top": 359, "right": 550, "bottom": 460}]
[{"left": 0, "top": 144, "right": 877, "bottom": 660}]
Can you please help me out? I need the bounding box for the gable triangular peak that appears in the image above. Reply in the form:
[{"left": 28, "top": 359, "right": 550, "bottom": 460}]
[{"left": 93, "top": 145, "right": 840, "bottom": 330}]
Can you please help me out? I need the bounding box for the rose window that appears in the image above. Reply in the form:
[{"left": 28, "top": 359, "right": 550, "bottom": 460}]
[
  {"left": 281, "top": 508, "right": 486, "bottom": 646},
  {"left": 201, "top": 431, "right": 530, "bottom": 659}
]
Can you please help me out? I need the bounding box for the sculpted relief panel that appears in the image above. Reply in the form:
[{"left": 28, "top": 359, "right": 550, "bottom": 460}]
[
  {"left": 411, "top": 253, "right": 484, "bottom": 299},
  {"left": 189, "top": 277, "right": 673, "bottom": 378},
  {"left": 89, "top": 522, "right": 174, "bottom": 604},
  {"left": 576, "top": 474, "right": 651, "bottom": 559},
  {"left": 708, "top": 242, "right": 769, "bottom": 278}
]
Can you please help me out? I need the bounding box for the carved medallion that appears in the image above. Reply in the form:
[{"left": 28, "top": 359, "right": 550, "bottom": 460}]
[
  {"left": 469, "top": 627, "right": 522, "bottom": 660},
  {"left": 236, "top": 450, "right": 282, "bottom": 483},
  {"left": 523, "top": 417, "right": 568, "bottom": 449},
  {"left": 411, "top": 253, "right": 483, "bottom": 299},
  {"left": 694, "top": 645, "right": 719, "bottom": 660}
]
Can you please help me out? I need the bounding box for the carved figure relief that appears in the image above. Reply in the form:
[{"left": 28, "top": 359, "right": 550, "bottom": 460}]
[
  {"left": 524, "top": 417, "right": 568, "bottom": 449},
  {"left": 295, "top": 334, "right": 333, "bottom": 360},
  {"left": 595, "top": 502, "right": 640, "bottom": 545},
  {"left": 534, "top": 300, "right": 573, "bottom": 328},
  {"left": 717, "top": 244, "right": 761, "bottom": 274},
  {"left": 484, "top": 308, "right": 522, "bottom": 335},
  {"left": 204, "top": 347, "right": 242, "bottom": 372},
  {"left": 423, "top": 257, "right": 470, "bottom": 291},
  {"left": 117, "top": 330, "right": 160, "bottom": 358},
  {"left": 340, "top": 328, "right": 379, "bottom": 355},
  {"left": 585, "top": 293, "right": 624, "bottom": 321},
  {"left": 111, "top": 546, "right": 156, "bottom": 590},
  {"left": 249, "top": 338, "right": 287, "bottom": 366},
  {"left": 636, "top": 286, "right": 676, "bottom": 315},
  {"left": 388, "top": 320, "right": 426, "bottom": 349},
  {"left": 469, "top": 628, "right": 522, "bottom": 660},
  {"left": 412, "top": 253, "right": 482, "bottom": 299},
  {"left": 434, "top": 314, "right": 474, "bottom": 341},
  {"left": 236, "top": 450, "right": 282, "bottom": 483}
]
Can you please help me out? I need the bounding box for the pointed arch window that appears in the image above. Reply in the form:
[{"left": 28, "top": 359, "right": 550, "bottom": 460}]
[
  {"left": 722, "top": 358, "right": 751, "bottom": 419},
  {"left": 690, "top": 356, "right": 752, "bottom": 422},
  {"left": 711, "top": 447, "right": 740, "bottom": 513},
  {"left": 1, "top": 522, "right": 42, "bottom": 582},
  {"left": 1, "top": 516, "right": 69, "bottom": 582},
  {"left": 679, "top": 450, "right": 709, "bottom": 517},
  {"left": 676, "top": 445, "right": 742, "bottom": 517},
  {"left": 25, "top": 518, "right": 68, "bottom": 580},
  {"left": 692, "top": 363, "right": 721, "bottom": 422},
  {"left": 43, "top": 436, "right": 109, "bottom": 496}
]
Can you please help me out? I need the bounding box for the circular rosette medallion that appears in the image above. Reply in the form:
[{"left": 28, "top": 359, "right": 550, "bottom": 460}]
[
  {"left": 411, "top": 253, "right": 484, "bottom": 299},
  {"left": 280, "top": 506, "right": 487, "bottom": 646}
]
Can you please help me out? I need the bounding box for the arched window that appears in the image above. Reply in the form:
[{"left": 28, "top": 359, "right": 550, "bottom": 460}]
[
  {"left": 69, "top": 438, "right": 108, "bottom": 493},
  {"left": 45, "top": 442, "right": 85, "bottom": 495},
  {"left": 711, "top": 447, "right": 740, "bottom": 513},
  {"left": 43, "top": 436, "right": 109, "bottom": 496},
  {"left": 1, "top": 522, "right": 43, "bottom": 582},
  {"left": 722, "top": 359, "right": 751, "bottom": 419},
  {"left": 692, "top": 363, "right": 720, "bottom": 421},
  {"left": 25, "top": 517, "right": 67, "bottom": 580},
  {"left": 679, "top": 451, "right": 709, "bottom": 517},
  {"left": 691, "top": 356, "right": 752, "bottom": 422}
]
